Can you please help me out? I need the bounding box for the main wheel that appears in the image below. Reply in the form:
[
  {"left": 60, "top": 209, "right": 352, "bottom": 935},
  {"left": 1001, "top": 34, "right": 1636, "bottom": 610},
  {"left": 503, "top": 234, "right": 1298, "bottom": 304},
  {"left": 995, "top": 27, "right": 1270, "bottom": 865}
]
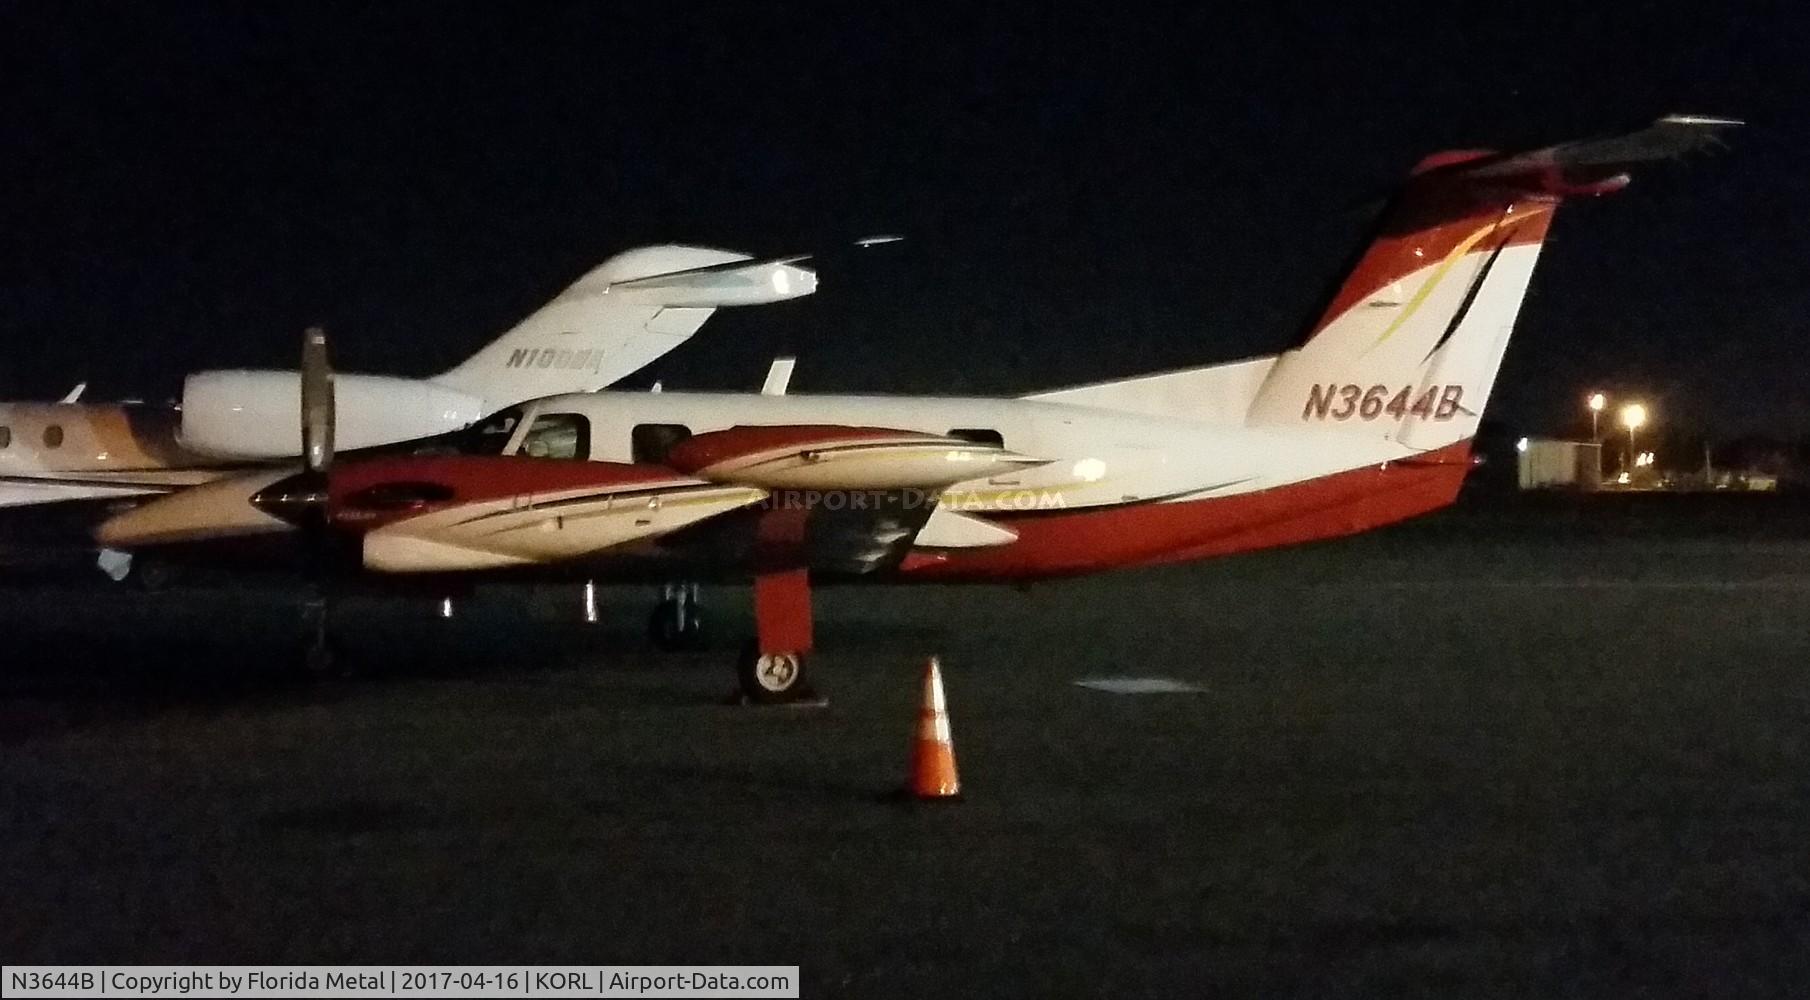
[
  {"left": 736, "top": 641, "right": 811, "bottom": 704},
  {"left": 647, "top": 601, "right": 705, "bottom": 651}
]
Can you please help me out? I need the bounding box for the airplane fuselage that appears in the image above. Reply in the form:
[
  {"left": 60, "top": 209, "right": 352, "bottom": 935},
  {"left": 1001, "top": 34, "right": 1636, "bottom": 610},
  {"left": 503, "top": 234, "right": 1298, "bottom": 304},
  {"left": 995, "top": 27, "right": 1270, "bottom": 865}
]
[{"left": 489, "top": 390, "right": 1472, "bottom": 580}]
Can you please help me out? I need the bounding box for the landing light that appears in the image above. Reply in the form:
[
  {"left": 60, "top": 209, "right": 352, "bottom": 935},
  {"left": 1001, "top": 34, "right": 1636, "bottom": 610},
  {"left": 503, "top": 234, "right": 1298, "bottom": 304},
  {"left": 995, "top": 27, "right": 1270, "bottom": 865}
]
[{"left": 1515, "top": 437, "right": 1529, "bottom": 454}]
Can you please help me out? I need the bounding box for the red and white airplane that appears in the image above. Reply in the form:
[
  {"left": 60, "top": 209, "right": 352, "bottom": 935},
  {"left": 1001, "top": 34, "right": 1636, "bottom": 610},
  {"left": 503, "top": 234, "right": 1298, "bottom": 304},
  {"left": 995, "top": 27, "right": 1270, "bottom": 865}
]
[{"left": 93, "top": 116, "right": 1735, "bottom": 702}]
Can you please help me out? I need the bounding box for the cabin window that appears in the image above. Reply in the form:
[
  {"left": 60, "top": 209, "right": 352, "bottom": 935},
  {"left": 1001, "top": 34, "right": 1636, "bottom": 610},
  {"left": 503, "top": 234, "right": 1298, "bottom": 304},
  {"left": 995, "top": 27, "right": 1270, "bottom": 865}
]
[
  {"left": 471, "top": 408, "right": 523, "bottom": 451},
  {"left": 410, "top": 406, "right": 524, "bottom": 457},
  {"left": 632, "top": 423, "right": 692, "bottom": 464},
  {"left": 42, "top": 425, "right": 64, "bottom": 448},
  {"left": 518, "top": 413, "right": 590, "bottom": 460},
  {"left": 947, "top": 428, "right": 1004, "bottom": 447},
  {"left": 0, "top": 426, "right": 9, "bottom": 448}
]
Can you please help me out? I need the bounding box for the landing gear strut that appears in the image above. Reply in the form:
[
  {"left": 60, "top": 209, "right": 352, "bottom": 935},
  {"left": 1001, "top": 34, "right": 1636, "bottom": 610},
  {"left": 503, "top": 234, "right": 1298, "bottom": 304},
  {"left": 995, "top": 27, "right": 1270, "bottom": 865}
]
[
  {"left": 738, "top": 567, "right": 816, "bottom": 704},
  {"left": 648, "top": 582, "right": 705, "bottom": 651},
  {"left": 300, "top": 590, "right": 343, "bottom": 677}
]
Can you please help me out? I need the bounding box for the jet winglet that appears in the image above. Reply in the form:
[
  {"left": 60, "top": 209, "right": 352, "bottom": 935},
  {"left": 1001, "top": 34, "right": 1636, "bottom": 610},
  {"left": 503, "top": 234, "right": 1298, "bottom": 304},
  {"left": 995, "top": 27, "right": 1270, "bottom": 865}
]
[{"left": 761, "top": 357, "right": 796, "bottom": 396}]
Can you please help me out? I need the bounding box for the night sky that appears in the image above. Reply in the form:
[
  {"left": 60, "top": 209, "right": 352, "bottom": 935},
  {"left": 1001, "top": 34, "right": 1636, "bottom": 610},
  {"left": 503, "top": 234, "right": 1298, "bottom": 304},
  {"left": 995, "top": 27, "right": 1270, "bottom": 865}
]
[{"left": 2, "top": 5, "right": 1806, "bottom": 439}]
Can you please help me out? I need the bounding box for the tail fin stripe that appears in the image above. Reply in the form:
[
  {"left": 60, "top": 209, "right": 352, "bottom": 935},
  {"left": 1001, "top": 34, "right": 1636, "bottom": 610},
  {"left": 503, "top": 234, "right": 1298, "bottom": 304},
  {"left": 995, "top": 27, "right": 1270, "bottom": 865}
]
[
  {"left": 1359, "top": 205, "right": 1548, "bottom": 356},
  {"left": 1421, "top": 233, "right": 1511, "bottom": 364}
]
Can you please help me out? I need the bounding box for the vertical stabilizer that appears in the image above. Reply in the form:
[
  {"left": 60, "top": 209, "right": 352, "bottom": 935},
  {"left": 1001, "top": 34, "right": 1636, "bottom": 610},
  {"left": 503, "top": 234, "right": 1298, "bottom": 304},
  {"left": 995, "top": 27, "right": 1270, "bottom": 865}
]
[
  {"left": 1245, "top": 115, "right": 1737, "bottom": 451},
  {"left": 433, "top": 245, "right": 816, "bottom": 409}
]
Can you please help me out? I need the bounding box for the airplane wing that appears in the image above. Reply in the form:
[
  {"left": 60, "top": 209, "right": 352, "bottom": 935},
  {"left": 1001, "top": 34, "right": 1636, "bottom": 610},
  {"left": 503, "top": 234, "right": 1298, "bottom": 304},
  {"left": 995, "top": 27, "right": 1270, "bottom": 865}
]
[
  {"left": 93, "top": 425, "right": 1043, "bottom": 577},
  {"left": 92, "top": 455, "right": 767, "bottom": 570}
]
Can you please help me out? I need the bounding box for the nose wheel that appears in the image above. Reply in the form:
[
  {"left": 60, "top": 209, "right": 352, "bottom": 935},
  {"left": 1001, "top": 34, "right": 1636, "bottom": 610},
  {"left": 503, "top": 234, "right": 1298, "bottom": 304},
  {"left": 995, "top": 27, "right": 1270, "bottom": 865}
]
[
  {"left": 299, "top": 591, "right": 348, "bottom": 678},
  {"left": 648, "top": 582, "right": 706, "bottom": 651}
]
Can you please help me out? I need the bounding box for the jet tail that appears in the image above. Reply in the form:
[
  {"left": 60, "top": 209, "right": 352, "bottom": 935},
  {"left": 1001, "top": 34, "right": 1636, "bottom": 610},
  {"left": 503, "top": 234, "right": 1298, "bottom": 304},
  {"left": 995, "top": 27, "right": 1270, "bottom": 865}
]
[
  {"left": 1244, "top": 115, "right": 1737, "bottom": 450},
  {"left": 432, "top": 245, "right": 817, "bottom": 409}
]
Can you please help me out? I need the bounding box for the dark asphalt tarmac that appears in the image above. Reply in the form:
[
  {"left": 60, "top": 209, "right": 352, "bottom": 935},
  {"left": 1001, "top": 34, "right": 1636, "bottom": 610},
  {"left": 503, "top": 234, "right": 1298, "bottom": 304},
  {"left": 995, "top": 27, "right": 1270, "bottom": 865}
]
[{"left": 4, "top": 495, "right": 1809, "bottom": 997}]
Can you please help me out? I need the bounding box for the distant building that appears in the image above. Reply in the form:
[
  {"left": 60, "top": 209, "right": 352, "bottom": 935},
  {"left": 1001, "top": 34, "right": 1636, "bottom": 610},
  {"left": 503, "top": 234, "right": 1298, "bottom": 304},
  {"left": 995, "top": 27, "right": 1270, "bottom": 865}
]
[{"left": 1516, "top": 438, "right": 1603, "bottom": 490}]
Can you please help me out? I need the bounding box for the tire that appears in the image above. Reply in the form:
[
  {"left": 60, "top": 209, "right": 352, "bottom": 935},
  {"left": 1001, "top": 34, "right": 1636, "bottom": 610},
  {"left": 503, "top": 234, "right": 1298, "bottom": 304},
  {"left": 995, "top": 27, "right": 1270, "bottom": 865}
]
[
  {"left": 736, "top": 641, "right": 810, "bottom": 704},
  {"left": 648, "top": 602, "right": 705, "bottom": 652}
]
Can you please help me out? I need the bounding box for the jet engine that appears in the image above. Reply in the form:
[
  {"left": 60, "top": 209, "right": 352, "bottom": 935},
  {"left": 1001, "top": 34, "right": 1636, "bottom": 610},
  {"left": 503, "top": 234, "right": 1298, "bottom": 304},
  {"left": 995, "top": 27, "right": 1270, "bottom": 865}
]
[{"left": 179, "top": 370, "right": 483, "bottom": 459}]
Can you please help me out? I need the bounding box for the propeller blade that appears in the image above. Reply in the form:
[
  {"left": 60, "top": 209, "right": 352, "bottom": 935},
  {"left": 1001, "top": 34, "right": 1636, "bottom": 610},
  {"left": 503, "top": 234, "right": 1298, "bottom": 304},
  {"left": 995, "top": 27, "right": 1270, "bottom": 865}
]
[{"left": 300, "top": 326, "right": 335, "bottom": 475}]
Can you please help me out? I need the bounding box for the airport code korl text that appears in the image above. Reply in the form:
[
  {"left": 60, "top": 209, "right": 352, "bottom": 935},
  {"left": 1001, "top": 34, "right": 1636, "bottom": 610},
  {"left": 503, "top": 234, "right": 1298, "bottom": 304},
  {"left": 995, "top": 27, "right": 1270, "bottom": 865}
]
[{"left": 6, "top": 966, "right": 800, "bottom": 997}]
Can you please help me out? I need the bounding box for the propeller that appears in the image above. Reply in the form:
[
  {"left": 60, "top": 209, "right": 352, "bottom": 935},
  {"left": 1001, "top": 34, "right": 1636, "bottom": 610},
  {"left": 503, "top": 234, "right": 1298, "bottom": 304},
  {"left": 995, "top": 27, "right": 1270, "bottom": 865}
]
[
  {"left": 301, "top": 325, "right": 335, "bottom": 476},
  {"left": 250, "top": 326, "right": 337, "bottom": 525}
]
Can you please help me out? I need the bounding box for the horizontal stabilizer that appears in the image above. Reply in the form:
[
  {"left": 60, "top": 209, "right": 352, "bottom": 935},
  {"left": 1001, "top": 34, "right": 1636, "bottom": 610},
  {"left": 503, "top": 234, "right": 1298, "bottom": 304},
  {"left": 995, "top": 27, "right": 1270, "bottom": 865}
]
[{"left": 1421, "top": 114, "right": 1739, "bottom": 196}]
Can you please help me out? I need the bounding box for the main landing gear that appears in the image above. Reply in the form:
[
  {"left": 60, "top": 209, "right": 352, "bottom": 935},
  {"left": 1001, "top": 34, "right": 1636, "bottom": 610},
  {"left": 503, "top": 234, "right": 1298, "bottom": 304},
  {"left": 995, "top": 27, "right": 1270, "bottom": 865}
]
[
  {"left": 647, "top": 582, "right": 705, "bottom": 651},
  {"left": 736, "top": 567, "right": 817, "bottom": 705}
]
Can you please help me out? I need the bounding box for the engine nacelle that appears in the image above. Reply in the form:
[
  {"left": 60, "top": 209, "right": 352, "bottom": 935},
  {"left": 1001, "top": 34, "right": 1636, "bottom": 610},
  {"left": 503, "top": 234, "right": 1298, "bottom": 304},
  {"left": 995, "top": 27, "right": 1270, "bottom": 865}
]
[{"left": 180, "top": 370, "right": 484, "bottom": 459}]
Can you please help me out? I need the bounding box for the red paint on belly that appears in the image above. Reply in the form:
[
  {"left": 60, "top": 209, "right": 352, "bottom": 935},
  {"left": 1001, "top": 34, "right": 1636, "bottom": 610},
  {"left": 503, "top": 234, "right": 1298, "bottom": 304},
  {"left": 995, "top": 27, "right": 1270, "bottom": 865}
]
[{"left": 898, "top": 441, "right": 1474, "bottom": 581}]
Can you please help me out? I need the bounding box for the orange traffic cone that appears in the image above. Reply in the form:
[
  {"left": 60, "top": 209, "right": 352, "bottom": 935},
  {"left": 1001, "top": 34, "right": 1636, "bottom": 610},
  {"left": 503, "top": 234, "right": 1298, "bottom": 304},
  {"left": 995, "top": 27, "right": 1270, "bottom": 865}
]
[{"left": 908, "top": 657, "right": 961, "bottom": 800}]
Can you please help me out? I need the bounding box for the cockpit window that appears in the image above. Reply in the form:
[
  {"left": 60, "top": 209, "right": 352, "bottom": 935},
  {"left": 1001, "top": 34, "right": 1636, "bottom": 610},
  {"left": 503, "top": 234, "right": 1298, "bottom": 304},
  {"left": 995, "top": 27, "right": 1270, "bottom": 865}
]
[{"left": 518, "top": 413, "right": 590, "bottom": 460}]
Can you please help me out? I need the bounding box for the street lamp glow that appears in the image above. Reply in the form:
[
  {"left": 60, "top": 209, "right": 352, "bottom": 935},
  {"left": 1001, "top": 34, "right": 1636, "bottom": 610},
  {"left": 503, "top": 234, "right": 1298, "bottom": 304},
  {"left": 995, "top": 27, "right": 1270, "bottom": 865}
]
[
  {"left": 1588, "top": 392, "right": 1606, "bottom": 413},
  {"left": 1619, "top": 402, "right": 1648, "bottom": 478}
]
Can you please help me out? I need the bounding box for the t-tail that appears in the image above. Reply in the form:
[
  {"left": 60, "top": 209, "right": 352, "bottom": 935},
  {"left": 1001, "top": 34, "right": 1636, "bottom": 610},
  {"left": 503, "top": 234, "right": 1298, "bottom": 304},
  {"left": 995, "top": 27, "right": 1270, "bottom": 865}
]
[
  {"left": 1244, "top": 115, "right": 1739, "bottom": 451},
  {"left": 432, "top": 245, "right": 819, "bottom": 410}
]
